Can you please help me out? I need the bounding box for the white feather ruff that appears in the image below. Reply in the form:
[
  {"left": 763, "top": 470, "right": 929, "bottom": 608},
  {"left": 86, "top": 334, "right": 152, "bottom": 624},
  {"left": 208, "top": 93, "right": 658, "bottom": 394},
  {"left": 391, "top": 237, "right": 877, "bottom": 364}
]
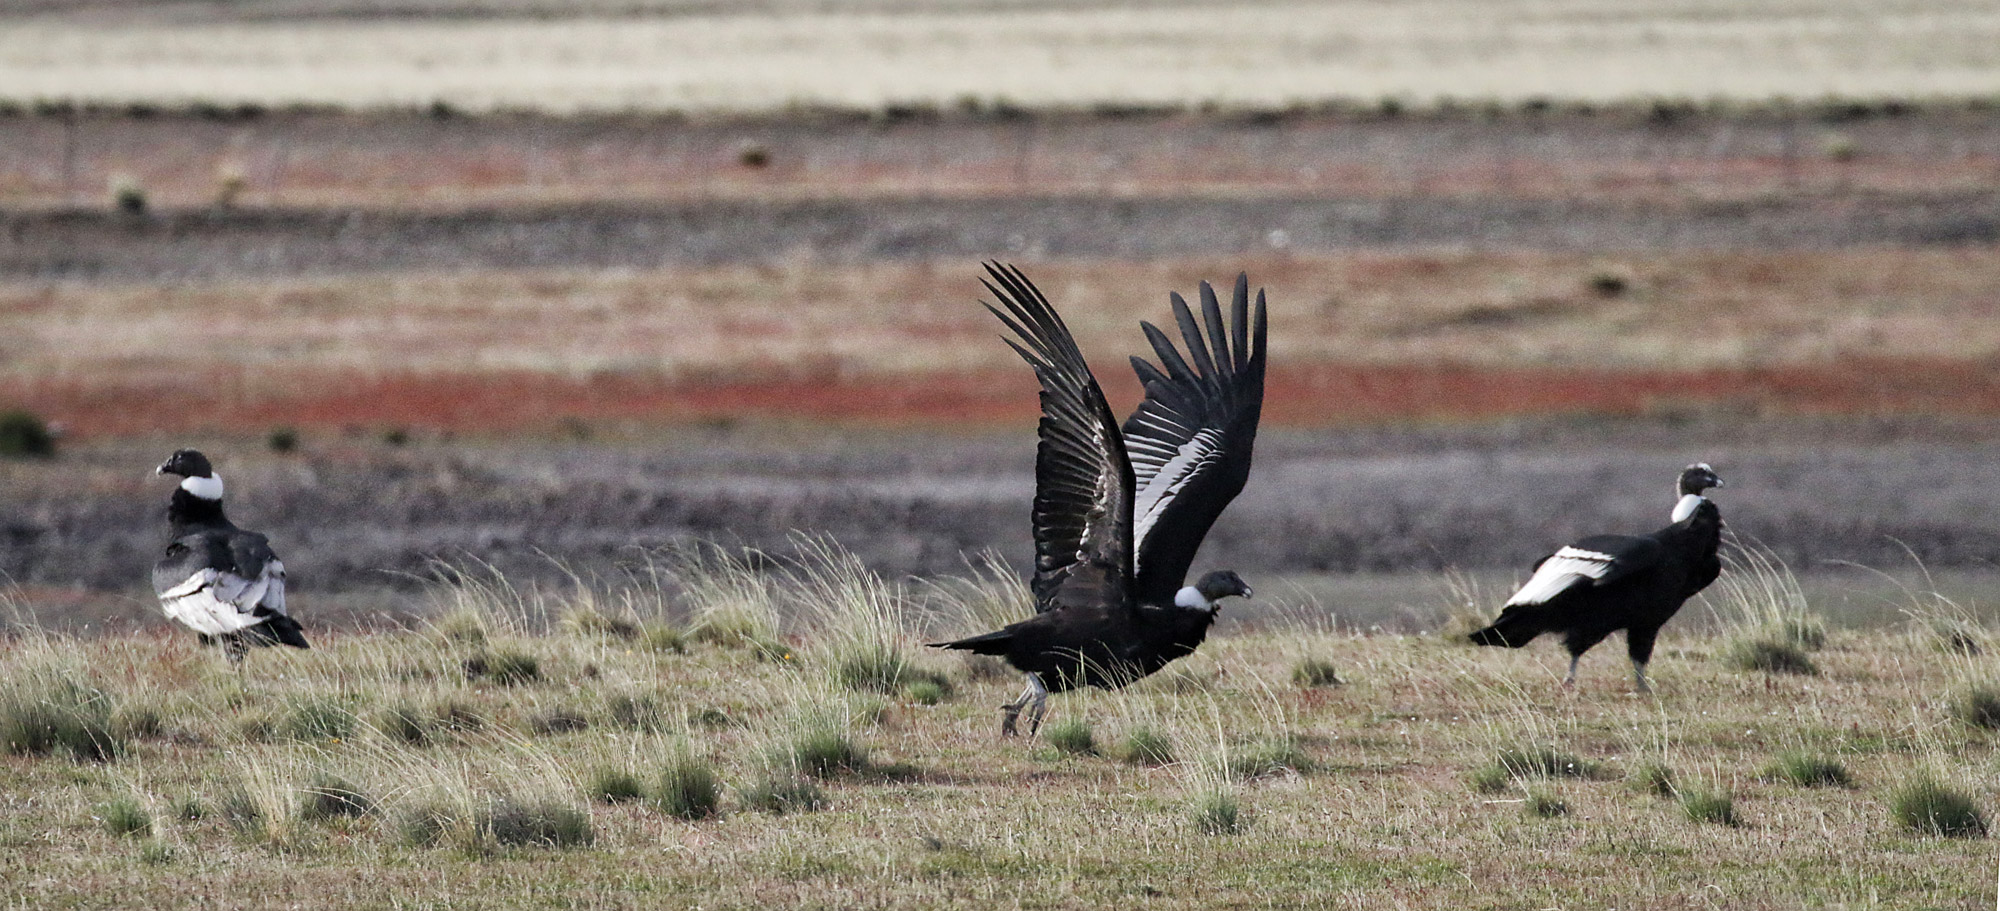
[
  {"left": 1671, "top": 494, "right": 1705, "bottom": 523},
  {"left": 1504, "top": 545, "right": 1616, "bottom": 607},
  {"left": 1174, "top": 585, "right": 1212, "bottom": 610},
  {"left": 180, "top": 475, "right": 225, "bottom": 500}
]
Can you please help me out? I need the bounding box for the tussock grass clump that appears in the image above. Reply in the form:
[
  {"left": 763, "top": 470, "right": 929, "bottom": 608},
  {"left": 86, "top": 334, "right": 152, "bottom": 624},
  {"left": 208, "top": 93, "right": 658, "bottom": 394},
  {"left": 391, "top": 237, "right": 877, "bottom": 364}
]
[
  {"left": 483, "top": 799, "right": 594, "bottom": 849},
  {"left": 171, "top": 795, "right": 206, "bottom": 822},
  {"left": 98, "top": 797, "right": 152, "bottom": 837},
  {"left": 282, "top": 697, "right": 357, "bottom": 742},
  {"left": 1524, "top": 789, "right": 1568, "bottom": 818},
  {"left": 652, "top": 750, "right": 722, "bottom": 820},
  {"left": 299, "top": 773, "right": 374, "bottom": 822},
  {"left": 1044, "top": 718, "right": 1097, "bottom": 756},
  {"left": 1890, "top": 776, "right": 1988, "bottom": 838},
  {"left": 111, "top": 701, "right": 168, "bottom": 741},
  {"left": 380, "top": 699, "right": 484, "bottom": 746},
  {"left": 738, "top": 772, "right": 825, "bottom": 815},
  {"left": 782, "top": 725, "right": 869, "bottom": 777},
  {"left": 1679, "top": 786, "right": 1740, "bottom": 826},
  {"left": 463, "top": 649, "right": 540, "bottom": 685},
  {"left": 1118, "top": 725, "right": 1175, "bottom": 766},
  {"left": 584, "top": 766, "right": 647, "bottom": 804},
  {"left": 1495, "top": 745, "right": 1599, "bottom": 780},
  {"left": 559, "top": 606, "right": 640, "bottom": 642},
  {"left": 1629, "top": 760, "right": 1677, "bottom": 797},
  {"left": 1469, "top": 763, "right": 1511, "bottom": 793},
  {"left": 903, "top": 680, "right": 949, "bottom": 705},
  {"left": 1950, "top": 683, "right": 2000, "bottom": 730},
  {"left": 528, "top": 707, "right": 589, "bottom": 736},
  {"left": 638, "top": 624, "right": 687, "bottom": 654},
  {"left": 1290, "top": 657, "right": 1342, "bottom": 688},
  {"left": 604, "top": 692, "right": 671, "bottom": 731},
  {"left": 673, "top": 545, "right": 786, "bottom": 650},
  {"left": 1761, "top": 751, "right": 1851, "bottom": 788},
  {"left": 1721, "top": 637, "right": 1819, "bottom": 676},
  {"left": 0, "top": 664, "right": 123, "bottom": 762},
  {"left": 1190, "top": 787, "right": 1245, "bottom": 835},
  {"left": 137, "top": 840, "right": 174, "bottom": 866},
  {"left": 1227, "top": 735, "right": 1316, "bottom": 779}
]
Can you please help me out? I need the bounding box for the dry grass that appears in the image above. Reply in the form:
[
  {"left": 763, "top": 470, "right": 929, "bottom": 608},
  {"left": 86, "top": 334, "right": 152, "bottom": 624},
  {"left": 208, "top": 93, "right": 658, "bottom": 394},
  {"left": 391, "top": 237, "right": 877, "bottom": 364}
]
[
  {"left": 3, "top": 1, "right": 1999, "bottom": 113},
  {"left": 0, "top": 547, "right": 1996, "bottom": 907}
]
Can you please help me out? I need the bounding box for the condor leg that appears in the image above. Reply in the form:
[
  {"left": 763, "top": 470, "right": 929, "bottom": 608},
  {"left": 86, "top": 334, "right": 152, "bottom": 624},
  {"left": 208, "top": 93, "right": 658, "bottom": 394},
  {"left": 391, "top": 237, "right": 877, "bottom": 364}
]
[{"left": 1000, "top": 673, "right": 1048, "bottom": 737}]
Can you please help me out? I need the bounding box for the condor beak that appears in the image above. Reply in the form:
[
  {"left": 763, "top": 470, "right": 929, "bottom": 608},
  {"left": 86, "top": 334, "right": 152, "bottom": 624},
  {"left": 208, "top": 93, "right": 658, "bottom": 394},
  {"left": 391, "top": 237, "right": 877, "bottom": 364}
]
[
  {"left": 154, "top": 464, "right": 168, "bottom": 476},
  {"left": 1240, "top": 585, "right": 1253, "bottom": 599}
]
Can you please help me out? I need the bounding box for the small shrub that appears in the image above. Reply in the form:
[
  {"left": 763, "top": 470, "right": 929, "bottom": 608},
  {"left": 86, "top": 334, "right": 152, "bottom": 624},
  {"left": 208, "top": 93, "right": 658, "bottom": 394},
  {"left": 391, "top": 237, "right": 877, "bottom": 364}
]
[
  {"left": 689, "top": 707, "right": 734, "bottom": 729},
  {"left": 1044, "top": 718, "right": 1096, "bottom": 756},
  {"left": 99, "top": 797, "right": 152, "bottom": 837},
  {"left": 1680, "top": 787, "right": 1740, "bottom": 826},
  {"left": 1762, "top": 751, "right": 1851, "bottom": 788},
  {"left": 282, "top": 698, "right": 356, "bottom": 742},
  {"left": 298, "top": 774, "right": 373, "bottom": 822},
  {"left": 382, "top": 427, "right": 410, "bottom": 447},
  {"left": 1190, "top": 788, "right": 1244, "bottom": 835},
  {"left": 1585, "top": 270, "right": 1630, "bottom": 298},
  {"left": 904, "top": 680, "right": 948, "bottom": 705},
  {"left": 1228, "top": 736, "right": 1317, "bottom": 779},
  {"left": 1524, "top": 790, "right": 1568, "bottom": 818},
  {"left": 737, "top": 142, "right": 771, "bottom": 168},
  {"left": 653, "top": 754, "right": 722, "bottom": 820},
  {"left": 464, "top": 649, "right": 540, "bottom": 685},
  {"left": 1721, "top": 637, "right": 1818, "bottom": 676},
  {"left": 266, "top": 427, "right": 299, "bottom": 454},
  {"left": 1495, "top": 745, "right": 1598, "bottom": 780},
  {"left": 1951, "top": 683, "right": 2000, "bottom": 730},
  {"left": 1119, "top": 726, "right": 1175, "bottom": 766},
  {"left": 112, "top": 702, "right": 167, "bottom": 741},
  {"left": 1629, "top": 761, "right": 1677, "bottom": 797},
  {"left": 110, "top": 175, "right": 147, "bottom": 214},
  {"left": 584, "top": 766, "right": 646, "bottom": 804},
  {"left": 396, "top": 801, "right": 458, "bottom": 847},
  {"left": 738, "top": 772, "right": 824, "bottom": 814},
  {"left": 1290, "top": 658, "right": 1343, "bottom": 688},
  {"left": 1890, "top": 776, "right": 1988, "bottom": 838},
  {"left": 0, "top": 410, "right": 56, "bottom": 459},
  {"left": 379, "top": 703, "right": 434, "bottom": 746},
  {"left": 483, "top": 799, "right": 594, "bottom": 848},
  {"left": 172, "top": 795, "right": 206, "bottom": 822}
]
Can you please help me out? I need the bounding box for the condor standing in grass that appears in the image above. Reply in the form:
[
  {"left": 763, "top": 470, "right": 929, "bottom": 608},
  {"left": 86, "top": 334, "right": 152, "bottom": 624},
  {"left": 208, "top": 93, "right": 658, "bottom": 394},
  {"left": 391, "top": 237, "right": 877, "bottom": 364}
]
[
  {"left": 153, "top": 449, "right": 310, "bottom": 663},
  {"left": 933, "top": 263, "right": 1266, "bottom": 736},
  {"left": 1470, "top": 463, "right": 1725, "bottom": 693}
]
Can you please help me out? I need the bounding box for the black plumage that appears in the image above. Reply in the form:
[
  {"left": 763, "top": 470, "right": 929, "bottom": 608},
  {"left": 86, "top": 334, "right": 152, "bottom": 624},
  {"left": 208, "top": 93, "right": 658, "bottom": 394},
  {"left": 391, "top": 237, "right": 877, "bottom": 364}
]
[
  {"left": 932, "top": 263, "right": 1266, "bottom": 735},
  {"left": 152, "top": 449, "right": 310, "bottom": 662},
  {"left": 1469, "top": 463, "right": 1725, "bottom": 692}
]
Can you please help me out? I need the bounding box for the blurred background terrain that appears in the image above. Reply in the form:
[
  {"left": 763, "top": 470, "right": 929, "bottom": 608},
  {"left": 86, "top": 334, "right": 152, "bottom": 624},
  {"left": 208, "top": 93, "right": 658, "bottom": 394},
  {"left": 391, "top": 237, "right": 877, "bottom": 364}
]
[{"left": 3, "top": 0, "right": 1999, "bottom": 630}]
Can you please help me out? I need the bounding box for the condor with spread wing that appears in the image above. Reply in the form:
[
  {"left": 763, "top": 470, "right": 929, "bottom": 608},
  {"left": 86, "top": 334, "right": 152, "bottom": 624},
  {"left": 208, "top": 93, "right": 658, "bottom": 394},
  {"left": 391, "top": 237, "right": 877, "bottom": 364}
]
[{"left": 932, "top": 263, "right": 1266, "bottom": 735}]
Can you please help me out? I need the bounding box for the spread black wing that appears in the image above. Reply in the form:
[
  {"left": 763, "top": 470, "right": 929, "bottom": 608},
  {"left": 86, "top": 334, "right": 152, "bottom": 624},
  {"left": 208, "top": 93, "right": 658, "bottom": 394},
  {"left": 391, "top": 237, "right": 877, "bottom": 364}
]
[
  {"left": 1121, "top": 274, "right": 1267, "bottom": 606},
  {"left": 982, "top": 262, "right": 1135, "bottom": 615}
]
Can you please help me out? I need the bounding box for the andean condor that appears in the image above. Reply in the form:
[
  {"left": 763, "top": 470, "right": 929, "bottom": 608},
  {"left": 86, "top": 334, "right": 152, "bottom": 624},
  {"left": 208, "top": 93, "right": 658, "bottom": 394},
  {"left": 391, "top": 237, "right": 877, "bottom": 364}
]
[
  {"left": 932, "top": 263, "right": 1266, "bottom": 735},
  {"left": 152, "top": 449, "right": 310, "bottom": 663},
  {"left": 1469, "top": 463, "right": 1725, "bottom": 692}
]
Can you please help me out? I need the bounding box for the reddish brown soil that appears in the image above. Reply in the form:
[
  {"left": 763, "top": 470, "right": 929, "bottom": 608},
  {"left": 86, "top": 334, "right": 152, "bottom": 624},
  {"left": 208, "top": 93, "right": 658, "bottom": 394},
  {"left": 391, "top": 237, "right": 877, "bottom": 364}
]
[{"left": 18, "top": 358, "right": 2000, "bottom": 438}]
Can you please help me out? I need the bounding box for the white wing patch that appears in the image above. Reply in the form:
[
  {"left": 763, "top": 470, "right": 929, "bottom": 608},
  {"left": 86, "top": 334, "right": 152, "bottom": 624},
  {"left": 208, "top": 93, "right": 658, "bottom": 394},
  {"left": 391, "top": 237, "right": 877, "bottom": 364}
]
[
  {"left": 1129, "top": 427, "right": 1223, "bottom": 560},
  {"left": 159, "top": 563, "right": 287, "bottom": 636},
  {"left": 1504, "top": 545, "right": 1617, "bottom": 607}
]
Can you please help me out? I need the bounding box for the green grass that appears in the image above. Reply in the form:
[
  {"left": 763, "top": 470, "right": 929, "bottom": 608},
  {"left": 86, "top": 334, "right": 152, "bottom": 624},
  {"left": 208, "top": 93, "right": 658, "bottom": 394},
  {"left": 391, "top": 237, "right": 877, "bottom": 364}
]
[
  {"left": 1761, "top": 751, "right": 1852, "bottom": 788},
  {"left": 0, "top": 552, "right": 1996, "bottom": 908},
  {"left": 1721, "top": 637, "right": 1819, "bottom": 676},
  {"left": 0, "top": 667, "right": 122, "bottom": 761},
  {"left": 1679, "top": 786, "right": 1741, "bottom": 827},
  {"left": 1044, "top": 718, "right": 1097, "bottom": 756},
  {"left": 1950, "top": 683, "right": 2000, "bottom": 730},
  {"left": 1890, "top": 776, "right": 1988, "bottom": 838},
  {"left": 98, "top": 796, "right": 152, "bottom": 837},
  {"left": 1290, "top": 657, "right": 1342, "bottom": 688}
]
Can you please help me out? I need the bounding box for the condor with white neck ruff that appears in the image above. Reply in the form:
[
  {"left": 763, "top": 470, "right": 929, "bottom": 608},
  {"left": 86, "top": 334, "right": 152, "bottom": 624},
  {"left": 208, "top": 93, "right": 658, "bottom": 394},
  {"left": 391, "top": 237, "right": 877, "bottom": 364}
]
[
  {"left": 1469, "top": 463, "right": 1725, "bottom": 693},
  {"left": 152, "top": 449, "right": 310, "bottom": 663},
  {"left": 931, "top": 263, "right": 1265, "bottom": 736}
]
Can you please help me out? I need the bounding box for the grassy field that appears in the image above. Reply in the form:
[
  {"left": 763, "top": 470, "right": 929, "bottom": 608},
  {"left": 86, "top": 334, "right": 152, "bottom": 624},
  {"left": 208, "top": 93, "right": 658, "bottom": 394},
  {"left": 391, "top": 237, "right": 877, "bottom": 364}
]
[
  {"left": 4, "top": 1, "right": 2000, "bottom": 112},
  {"left": 2, "top": 544, "right": 1996, "bottom": 910}
]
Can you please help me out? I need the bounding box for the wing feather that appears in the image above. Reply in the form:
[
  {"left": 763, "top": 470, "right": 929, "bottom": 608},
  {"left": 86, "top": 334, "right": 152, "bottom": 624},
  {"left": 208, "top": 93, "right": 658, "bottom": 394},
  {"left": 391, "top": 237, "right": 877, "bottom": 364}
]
[
  {"left": 981, "top": 262, "right": 1135, "bottom": 614},
  {"left": 1123, "top": 273, "right": 1268, "bottom": 605}
]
